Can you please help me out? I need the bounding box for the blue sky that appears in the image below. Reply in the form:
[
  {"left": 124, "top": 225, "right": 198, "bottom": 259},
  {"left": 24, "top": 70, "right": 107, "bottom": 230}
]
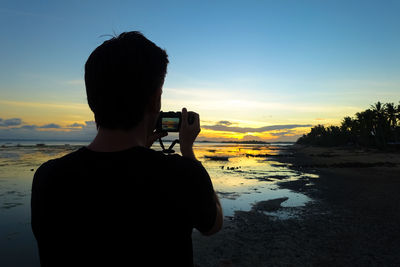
[{"left": 0, "top": 0, "right": 399, "bottom": 141}]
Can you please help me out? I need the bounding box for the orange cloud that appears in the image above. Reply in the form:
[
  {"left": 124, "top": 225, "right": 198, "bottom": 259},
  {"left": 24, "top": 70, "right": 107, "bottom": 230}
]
[{"left": 198, "top": 123, "right": 312, "bottom": 142}]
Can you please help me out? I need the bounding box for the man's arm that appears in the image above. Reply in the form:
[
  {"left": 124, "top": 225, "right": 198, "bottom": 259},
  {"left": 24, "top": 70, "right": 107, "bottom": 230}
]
[
  {"left": 180, "top": 108, "right": 223, "bottom": 236},
  {"left": 201, "top": 191, "right": 223, "bottom": 236}
]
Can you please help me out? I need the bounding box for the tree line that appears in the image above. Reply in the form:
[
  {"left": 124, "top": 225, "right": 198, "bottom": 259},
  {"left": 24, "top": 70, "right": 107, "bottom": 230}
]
[{"left": 297, "top": 101, "right": 400, "bottom": 148}]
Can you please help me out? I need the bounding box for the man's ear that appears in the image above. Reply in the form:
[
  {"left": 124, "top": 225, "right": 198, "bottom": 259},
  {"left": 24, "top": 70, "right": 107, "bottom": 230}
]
[{"left": 147, "top": 87, "right": 162, "bottom": 114}]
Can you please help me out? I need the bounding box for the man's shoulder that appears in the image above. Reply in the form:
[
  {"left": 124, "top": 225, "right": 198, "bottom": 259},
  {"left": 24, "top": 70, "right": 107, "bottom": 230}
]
[
  {"left": 33, "top": 146, "right": 207, "bottom": 181},
  {"left": 46, "top": 146, "right": 84, "bottom": 164},
  {"left": 163, "top": 152, "right": 205, "bottom": 170},
  {"left": 33, "top": 147, "right": 85, "bottom": 180},
  {"left": 140, "top": 149, "right": 209, "bottom": 185},
  {"left": 144, "top": 147, "right": 192, "bottom": 163}
]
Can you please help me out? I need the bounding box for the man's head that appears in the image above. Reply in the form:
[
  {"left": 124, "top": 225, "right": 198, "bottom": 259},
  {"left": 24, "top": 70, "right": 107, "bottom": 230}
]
[{"left": 85, "top": 31, "right": 169, "bottom": 130}]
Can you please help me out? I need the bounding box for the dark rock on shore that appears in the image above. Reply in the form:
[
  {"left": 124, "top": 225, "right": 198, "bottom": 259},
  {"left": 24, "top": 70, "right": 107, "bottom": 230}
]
[
  {"left": 204, "top": 155, "right": 230, "bottom": 161},
  {"left": 251, "top": 197, "right": 289, "bottom": 212}
]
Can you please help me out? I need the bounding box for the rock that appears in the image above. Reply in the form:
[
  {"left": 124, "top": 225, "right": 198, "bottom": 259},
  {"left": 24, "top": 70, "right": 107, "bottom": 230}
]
[
  {"left": 252, "top": 197, "right": 289, "bottom": 212},
  {"left": 204, "top": 156, "right": 229, "bottom": 161}
]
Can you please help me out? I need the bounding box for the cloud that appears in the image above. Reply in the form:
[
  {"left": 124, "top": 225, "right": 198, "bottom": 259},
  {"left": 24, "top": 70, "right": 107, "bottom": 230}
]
[
  {"left": 20, "top": 125, "right": 38, "bottom": 130},
  {"left": 202, "top": 124, "right": 312, "bottom": 133},
  {"left": 39, "top": 123, "right": 61, "bottom": 129},
  {"left": 0, "top": 118, "right": 22, "bottom": 127},
  {"left": 217, "top": 120, "right": 233, "bottom": 126},
  {"left": 68, "top": 122, "right": 86, "bottom": 128},
  {"left": 0, "top": 120, "right": 97, "bottom": 140},
  {"left": 269, "top": 130, "right": 295, "bottom": 136},
  {"left": 240, "top": 135, "right": 262, "bottom": 141},
  {"left": 84, "top": 121, "right": 96, "bottom": 127}
]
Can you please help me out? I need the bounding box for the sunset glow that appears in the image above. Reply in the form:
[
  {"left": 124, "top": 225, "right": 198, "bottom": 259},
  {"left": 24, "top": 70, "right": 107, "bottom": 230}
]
[{"left": 0, "top": 1, "right": 399, "bottom": 141}]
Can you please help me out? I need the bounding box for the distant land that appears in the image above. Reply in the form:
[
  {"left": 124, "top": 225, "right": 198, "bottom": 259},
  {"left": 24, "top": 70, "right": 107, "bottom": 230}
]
[
  {"left": 197, "top": 140, "right": 272, "bottom": 144},
  {"left": 0, "top": 138, "right": 294, "bottom": 145},
  {"left": 165, "top": 140, "right": 294, "bottom": 144}
]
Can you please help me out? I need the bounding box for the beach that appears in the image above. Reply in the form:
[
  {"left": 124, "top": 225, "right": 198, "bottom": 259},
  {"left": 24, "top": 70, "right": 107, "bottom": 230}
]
[
  {"left": 193, "top": 145, "right": 400, "bottom": 266},
  {"left": 1, "top": 142, "right": 400, "bottom": 266}
]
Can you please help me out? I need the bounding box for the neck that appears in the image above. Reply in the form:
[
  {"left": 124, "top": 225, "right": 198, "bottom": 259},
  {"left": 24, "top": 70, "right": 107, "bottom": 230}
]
[{"left": 87, "top": 123, "right": 148, "bottom": 152}]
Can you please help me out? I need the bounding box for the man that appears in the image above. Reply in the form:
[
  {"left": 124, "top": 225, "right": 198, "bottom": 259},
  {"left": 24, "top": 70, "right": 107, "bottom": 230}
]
[{"left": 31, "top": 31, "right": 223, "bottom": 266}]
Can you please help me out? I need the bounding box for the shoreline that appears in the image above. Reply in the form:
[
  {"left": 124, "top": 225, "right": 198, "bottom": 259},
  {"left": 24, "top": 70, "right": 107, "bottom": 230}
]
[{"left": 193, "top": 145, "right": 400, "bottom": 266}]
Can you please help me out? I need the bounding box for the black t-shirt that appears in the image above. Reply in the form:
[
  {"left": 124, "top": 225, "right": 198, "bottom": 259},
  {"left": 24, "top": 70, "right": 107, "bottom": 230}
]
[{"left": 31, "top": 146, "right": 216, "bottom": 266}]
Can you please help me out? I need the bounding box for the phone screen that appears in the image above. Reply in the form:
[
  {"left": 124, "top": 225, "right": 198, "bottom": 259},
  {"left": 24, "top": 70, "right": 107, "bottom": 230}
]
[{"left": 161, "top": 117, "right": 180, "bottom": 131}]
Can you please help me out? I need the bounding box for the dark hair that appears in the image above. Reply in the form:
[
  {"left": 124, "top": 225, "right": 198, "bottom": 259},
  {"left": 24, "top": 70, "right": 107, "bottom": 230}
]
[{"left": 85, "top": 31, "right": 169, "bottom": 130}]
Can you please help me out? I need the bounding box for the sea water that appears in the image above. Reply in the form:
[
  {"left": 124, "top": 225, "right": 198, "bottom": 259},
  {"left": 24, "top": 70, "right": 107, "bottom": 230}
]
[{"left": 0, "top": 140, "right": 314, "bottom": 266}]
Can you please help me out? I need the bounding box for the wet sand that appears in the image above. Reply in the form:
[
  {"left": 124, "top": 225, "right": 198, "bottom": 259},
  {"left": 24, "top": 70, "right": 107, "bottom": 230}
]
[{"left": 193, "top": 145, "right": 400, "bottom": 266}]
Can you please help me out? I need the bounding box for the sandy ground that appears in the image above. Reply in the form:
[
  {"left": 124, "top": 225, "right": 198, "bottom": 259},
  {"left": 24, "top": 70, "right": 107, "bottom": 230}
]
[{"left": 192, "top": 145, "right": 400, "bottom": 267}]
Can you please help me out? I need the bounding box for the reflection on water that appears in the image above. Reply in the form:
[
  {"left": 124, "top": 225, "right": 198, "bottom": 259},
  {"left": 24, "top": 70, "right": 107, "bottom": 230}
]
[
  {"left": 0, "top": 144, "right": 79, "bottom": 266},
  {"left": 186, "top": 143, "right": 313, "bottom": 217},
  {"left": 0, "top": 142, "right": 316, "bottom": 265}
]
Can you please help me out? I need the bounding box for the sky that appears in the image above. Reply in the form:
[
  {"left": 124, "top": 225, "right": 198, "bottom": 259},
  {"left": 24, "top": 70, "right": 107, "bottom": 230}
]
[{"left": 0, "top": 0, "right": 399, "bottom": 141}]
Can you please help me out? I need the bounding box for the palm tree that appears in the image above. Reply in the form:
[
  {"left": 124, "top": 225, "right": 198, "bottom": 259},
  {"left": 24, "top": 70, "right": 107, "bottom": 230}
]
[
  {"left": 371, "top": 101, "right": 385, "bottom": 115},
  {"left": 340, "top": 116, "right": 358, "bottom": 145},
  {"left": 385, "top": 103, "right": 397, "bottom": 129},
  {"left": 397, "top": 102, "right": 400, "bottom": 126},
  {"left": 309, "top": 125, "right": 326, "bottom": 138},
  {"left": 356, "top": 109, "right": 375, "bottom": 146},
  {"left": 371, "top": 101, "right": 388, "bottom": 148},
  {"left": 389, "top": 102, "right": 400, "bottom": 143},
  {"left": 340, "top": 116, "right": 354, "bottom": 132}
]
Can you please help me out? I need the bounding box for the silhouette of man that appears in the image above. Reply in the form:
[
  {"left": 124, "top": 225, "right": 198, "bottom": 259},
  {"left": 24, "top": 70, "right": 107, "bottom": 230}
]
[{"left": 31, "top": 31, "right": 223, "bottom": 266}]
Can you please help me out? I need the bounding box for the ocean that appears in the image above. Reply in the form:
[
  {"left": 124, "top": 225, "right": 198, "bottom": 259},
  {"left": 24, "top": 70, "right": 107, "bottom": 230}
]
[{"left": 0, "top": 139, "right": 314, "bottom": 266}]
